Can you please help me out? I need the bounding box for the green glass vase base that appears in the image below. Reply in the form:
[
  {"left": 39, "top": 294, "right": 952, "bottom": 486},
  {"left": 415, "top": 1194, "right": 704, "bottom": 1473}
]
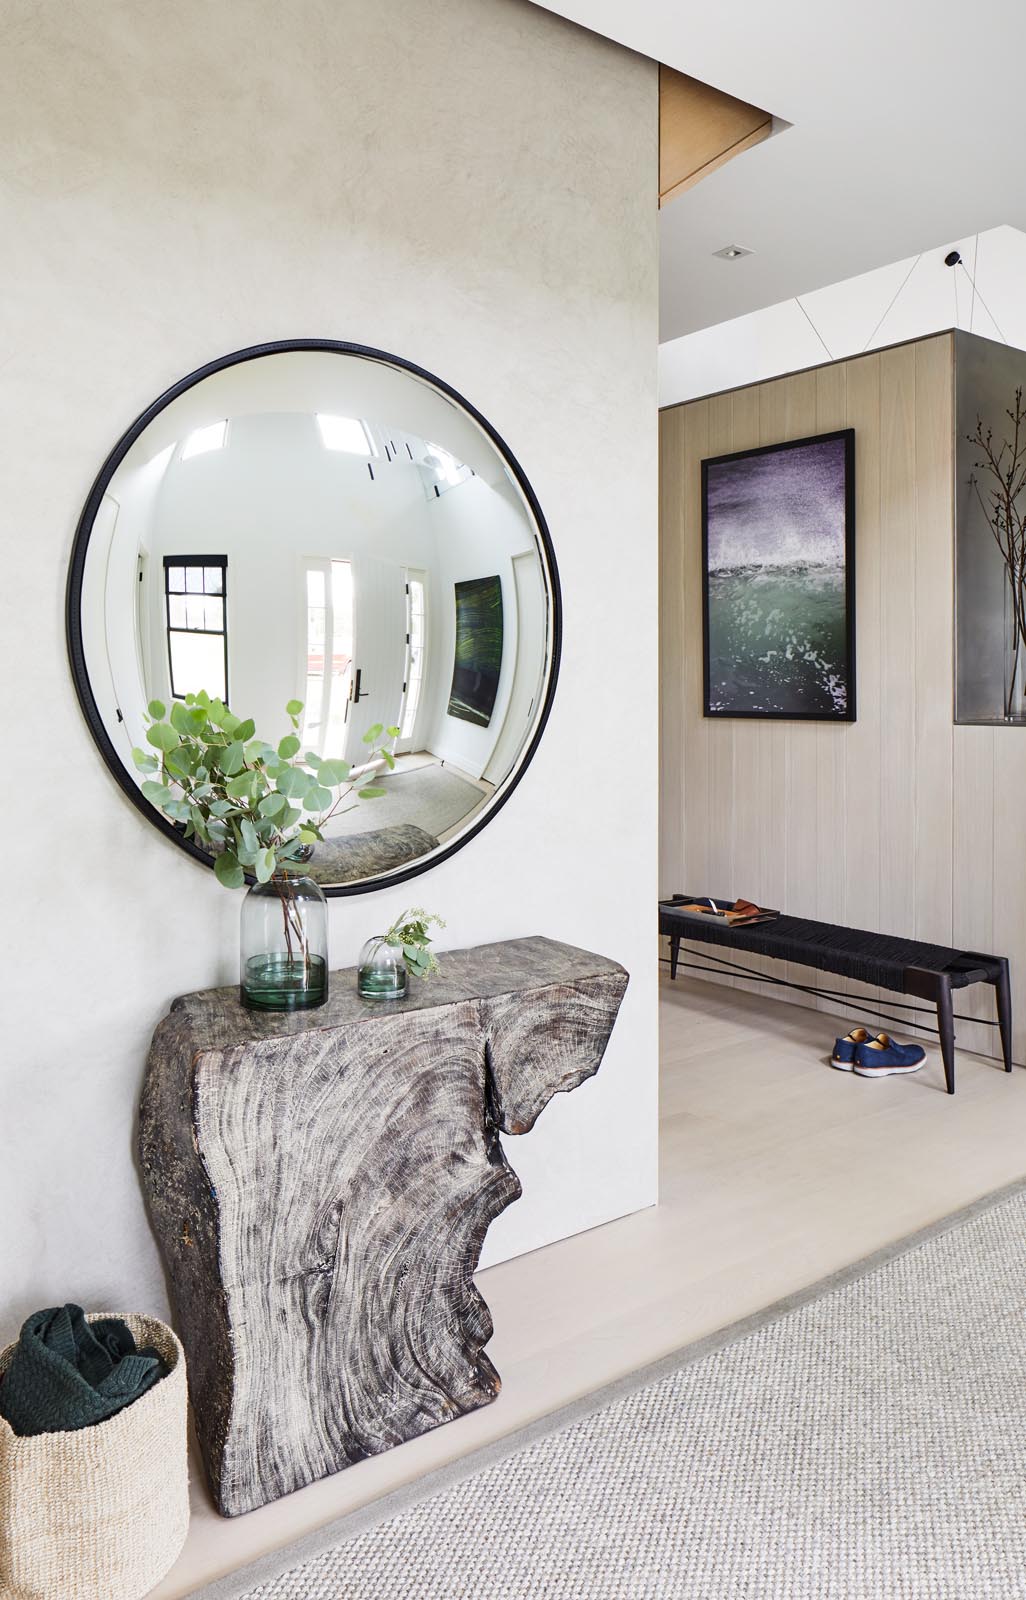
[
  {"left": 357, "top": 969, "right": 408, "bottom": 1001},
  {"left": 242, "top": 953, "right": 328, "bottom": 1011}
]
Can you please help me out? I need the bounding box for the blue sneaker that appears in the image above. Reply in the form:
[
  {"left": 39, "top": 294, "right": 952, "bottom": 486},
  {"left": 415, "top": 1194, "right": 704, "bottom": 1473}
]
[
  {"left": 831, "top": 1027, "right": 872, "bottom": 1070},
  {"left": 852, "top": 1035, "right": 926, "bottom": 1077}
]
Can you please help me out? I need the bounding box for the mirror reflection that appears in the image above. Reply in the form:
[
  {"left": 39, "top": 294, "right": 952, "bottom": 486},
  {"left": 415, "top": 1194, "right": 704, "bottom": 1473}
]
[{"left": 73, "top": 347, "right": 558, "bottom": 889}]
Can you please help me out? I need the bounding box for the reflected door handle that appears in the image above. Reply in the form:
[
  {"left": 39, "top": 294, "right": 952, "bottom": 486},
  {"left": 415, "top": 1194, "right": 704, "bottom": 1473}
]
[{"left": 353, "top": 668, "right": 368, "bottom": 702}]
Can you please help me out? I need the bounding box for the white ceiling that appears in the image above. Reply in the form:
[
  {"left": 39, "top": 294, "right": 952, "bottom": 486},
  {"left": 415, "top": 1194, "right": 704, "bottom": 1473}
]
[{"left": 533, "top": 0, "right": 1025, "bottom": 342}]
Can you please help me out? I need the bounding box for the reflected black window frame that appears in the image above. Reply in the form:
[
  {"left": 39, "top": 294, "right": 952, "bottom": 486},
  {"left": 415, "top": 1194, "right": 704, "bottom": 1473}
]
[
  {"left": 163, "top": 555, "right": 229, "bottom": 704},
  {"left": 65, "top": 338, "right": 562, "bottom": 898}
]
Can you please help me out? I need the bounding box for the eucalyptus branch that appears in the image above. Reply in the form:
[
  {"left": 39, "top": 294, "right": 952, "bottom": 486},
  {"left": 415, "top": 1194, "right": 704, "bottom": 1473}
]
[
  {"left": 383, "top": 908, "right": 446, "bottom": 979},
  {"left": 132, "top": 691, "right": 400, "bottom": 887}
]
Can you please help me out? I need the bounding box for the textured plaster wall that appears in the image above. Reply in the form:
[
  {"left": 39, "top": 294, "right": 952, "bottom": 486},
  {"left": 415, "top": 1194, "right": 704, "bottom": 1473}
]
[{"left": 0, "top": 0, "right": 658, "bottom": 1338}]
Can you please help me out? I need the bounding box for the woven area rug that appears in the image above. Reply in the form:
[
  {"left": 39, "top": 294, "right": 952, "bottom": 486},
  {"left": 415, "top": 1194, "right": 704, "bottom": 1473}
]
[
  {"left": 321, "top": 764, "right": 482, "bottom": 841},
  {"left": 198, "top": 1182, "right": 1026, "bottom": 1599}
]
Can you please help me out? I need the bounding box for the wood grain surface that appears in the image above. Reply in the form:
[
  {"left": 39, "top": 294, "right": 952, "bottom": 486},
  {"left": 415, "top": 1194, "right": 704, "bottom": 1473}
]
[{"left": 139, "top": 937, "right": 627, "bottom": 1515}]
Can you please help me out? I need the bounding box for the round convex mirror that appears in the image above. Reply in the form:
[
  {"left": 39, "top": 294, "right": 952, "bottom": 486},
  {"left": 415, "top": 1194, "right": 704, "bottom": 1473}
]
[{"left": 67, "top": 341, "right": 560, "bottom": 893}]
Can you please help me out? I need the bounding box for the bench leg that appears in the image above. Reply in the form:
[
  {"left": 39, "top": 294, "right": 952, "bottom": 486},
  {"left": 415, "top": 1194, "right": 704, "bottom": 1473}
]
[
  {"left": 669, "top": 933, "right": 680, "bottom": 981},
  {"left": 995, "top": 958, "right": 1013, "bottom": 1073},
  {"left": 937, "top": 976, "right": 955, "bottom": 1096}
]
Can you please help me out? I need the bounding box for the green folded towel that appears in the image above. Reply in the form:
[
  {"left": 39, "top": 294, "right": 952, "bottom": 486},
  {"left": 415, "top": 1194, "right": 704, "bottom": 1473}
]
[{"left": 0, "top": 1304, "right": 168, "bottom": 1436}]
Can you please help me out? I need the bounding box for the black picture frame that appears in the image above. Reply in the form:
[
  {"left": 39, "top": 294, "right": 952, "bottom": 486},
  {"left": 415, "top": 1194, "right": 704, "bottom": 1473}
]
[
  {"left": 701, "top": 428, "right": 856, "bottom": 722},
  {"left": 66, "top": 338, "right": 562, "bottom": 896}
]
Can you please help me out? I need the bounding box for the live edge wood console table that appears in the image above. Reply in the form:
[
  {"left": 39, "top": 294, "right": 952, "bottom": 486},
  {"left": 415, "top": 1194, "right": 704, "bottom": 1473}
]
[{"left": 139, "top": 936, "right": 627, "bottom": 1516}]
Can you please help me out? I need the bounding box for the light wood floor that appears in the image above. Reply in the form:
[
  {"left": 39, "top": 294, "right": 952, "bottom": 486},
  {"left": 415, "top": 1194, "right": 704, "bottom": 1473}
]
[{"left": 149, "top": 975, "right": 1026, "bottom": 1598}]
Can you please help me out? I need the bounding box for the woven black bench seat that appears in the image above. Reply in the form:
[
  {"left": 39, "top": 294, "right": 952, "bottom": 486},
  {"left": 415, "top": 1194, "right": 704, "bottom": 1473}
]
[{"left": 659, "top": 895, "right": 1012, "bottom": 1095}]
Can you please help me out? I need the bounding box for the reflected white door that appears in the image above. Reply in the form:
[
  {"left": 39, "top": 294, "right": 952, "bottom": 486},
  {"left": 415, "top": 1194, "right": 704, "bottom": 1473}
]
[
  {"left": 300, "top": 559, "right": 354, "bottom": 760},
  {"left": 347, "top": 557, "right": 407, "bottom": 759}
]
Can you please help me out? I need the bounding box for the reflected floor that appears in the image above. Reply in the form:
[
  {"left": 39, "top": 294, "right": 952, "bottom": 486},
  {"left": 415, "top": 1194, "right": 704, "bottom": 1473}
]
[{"left": 321, "top": 757, "right": 490, "bottom": 844}]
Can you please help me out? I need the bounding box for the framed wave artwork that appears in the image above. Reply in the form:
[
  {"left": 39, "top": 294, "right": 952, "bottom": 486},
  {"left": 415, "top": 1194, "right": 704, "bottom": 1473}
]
[{"left": 701, "top": 428, "right": 856, "bottom": 721}]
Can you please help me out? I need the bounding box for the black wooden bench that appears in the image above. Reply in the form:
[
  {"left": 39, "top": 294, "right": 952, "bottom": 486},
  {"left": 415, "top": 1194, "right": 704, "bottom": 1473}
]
[{"left": 659, "top": 895, "right": 1012, "bottom": 1095}]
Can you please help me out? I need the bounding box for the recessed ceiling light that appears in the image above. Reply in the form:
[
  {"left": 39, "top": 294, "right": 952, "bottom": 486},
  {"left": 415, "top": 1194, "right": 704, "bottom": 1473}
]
[{"left": 712, "top": 244, "right": 754, "bottom": 260}]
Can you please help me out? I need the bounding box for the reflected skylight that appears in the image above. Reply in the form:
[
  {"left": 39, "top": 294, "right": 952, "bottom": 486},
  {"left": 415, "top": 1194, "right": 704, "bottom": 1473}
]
[
  {"left": 181, "top": 420, "right": 228, "bottom": 459},
  {"left": 316, "top": 414, "right": 376, "bottom": 455}
]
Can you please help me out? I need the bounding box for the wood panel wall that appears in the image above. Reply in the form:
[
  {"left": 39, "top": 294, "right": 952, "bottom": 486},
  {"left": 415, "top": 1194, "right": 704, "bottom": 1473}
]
[{"left": 660, "top": 332, "right": 1026, "bottom": 1064}]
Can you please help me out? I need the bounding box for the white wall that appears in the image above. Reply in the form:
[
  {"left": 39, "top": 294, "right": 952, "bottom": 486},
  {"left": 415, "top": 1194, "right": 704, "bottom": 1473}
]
[
  {"left": 660, "top": 224, "right": 1026, "bottom": 406},
  {"left": 0, "top": 0, "right": 658, "bottom": 1340}
]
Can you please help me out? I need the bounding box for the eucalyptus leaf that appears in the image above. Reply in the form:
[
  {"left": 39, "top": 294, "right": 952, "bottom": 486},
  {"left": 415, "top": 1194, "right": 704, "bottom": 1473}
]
[
  {"left": 276, "top": 765, "right": 311, "bottom": 799},
  {"left": 234, "top": 718, "right": 256, "bottom": 743},
  {"left": 217, "top": 741, "right": 246, "bottom": 776},
  {"left": 226, "top": 771, "right": 261, "bottom": 801},
  {"left": 386, "top": 725, "right": 400, "bottom": 738},
  {"left": 146, "top": 722, "right": 180, "bottom": 753},
  {"left": 147, "top": 699, "right": 167, "bottom": 720},
  {"left": 165, "top": 751, "right": 193, "bottom": 784},
  {"left": 286, "top": 699, "right": 304, "bottom": 716},
  {"left": 214, "top": 850, "right": 245, "bottom": 889},
  {"left": 170, "top": 701, "right": 207, "bottom": 736},
  {"left": 304, "top": 784, "right": 332, "bottom": 811},
  {"left": 318, "top": 759, "right": 351, "bottom": 785},
  {"left": 141, "top": 780, "right": 170, "bottom": 806},
  {"left": 362, "top": 723, "right": 384, "bottom": 743},
  {"left": 358, "top": 785, "right": 386, "bottom": 799},
  {"left": 132, "top": 747, "right": 159, "bottom": 773},
  {"left": 278, "top": 734, "right": 300, "bottom": 759},
  {"left": 255, "top": 848, "right": 277, "bottom": 883}
]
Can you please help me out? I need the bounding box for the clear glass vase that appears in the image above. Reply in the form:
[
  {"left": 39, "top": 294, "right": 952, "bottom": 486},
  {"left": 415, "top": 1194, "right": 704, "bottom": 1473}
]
[
  {"left": 240, "top": 873, "right": 328, "bottom": 1011},
  {"left": 1004, "top": 581, "right": 1026, "bottom": 723},
  {"left": 357, "top": 936, "right": 407, "bottom": 1001}
]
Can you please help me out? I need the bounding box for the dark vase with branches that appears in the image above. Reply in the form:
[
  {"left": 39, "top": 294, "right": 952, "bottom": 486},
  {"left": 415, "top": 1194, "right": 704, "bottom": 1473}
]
[
  {"left": 969, "top": 387, "right": 1026, "bottom": 722},
  {"left": 135, "top": 692, "right": 398, "bottom": 1010}
]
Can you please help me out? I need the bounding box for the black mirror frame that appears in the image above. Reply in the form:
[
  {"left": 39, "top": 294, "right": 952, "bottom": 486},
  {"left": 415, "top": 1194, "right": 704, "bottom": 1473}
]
[{"left": 66, "top": 338, "right": 562, "bottom": 896}]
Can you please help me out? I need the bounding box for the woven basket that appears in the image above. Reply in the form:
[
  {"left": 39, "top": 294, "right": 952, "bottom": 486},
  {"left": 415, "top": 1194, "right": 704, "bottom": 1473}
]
[{"left": 0, "top": 1313, "right": 189, "bottom": 1600}]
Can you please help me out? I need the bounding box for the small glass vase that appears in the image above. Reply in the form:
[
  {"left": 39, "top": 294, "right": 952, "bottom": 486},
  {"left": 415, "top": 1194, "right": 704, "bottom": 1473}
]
[
  {"left": 357, "top": 936, "right": 407, "bottom": 1001},
  {"left": 240, "top": 873, "right": 328, "bottom": 1011}
]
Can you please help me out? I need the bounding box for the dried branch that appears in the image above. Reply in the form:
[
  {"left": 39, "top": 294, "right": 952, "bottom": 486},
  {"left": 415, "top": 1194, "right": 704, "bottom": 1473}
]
[{"left": 968, "top": 386, "right": 1026, "bottom": 717}]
